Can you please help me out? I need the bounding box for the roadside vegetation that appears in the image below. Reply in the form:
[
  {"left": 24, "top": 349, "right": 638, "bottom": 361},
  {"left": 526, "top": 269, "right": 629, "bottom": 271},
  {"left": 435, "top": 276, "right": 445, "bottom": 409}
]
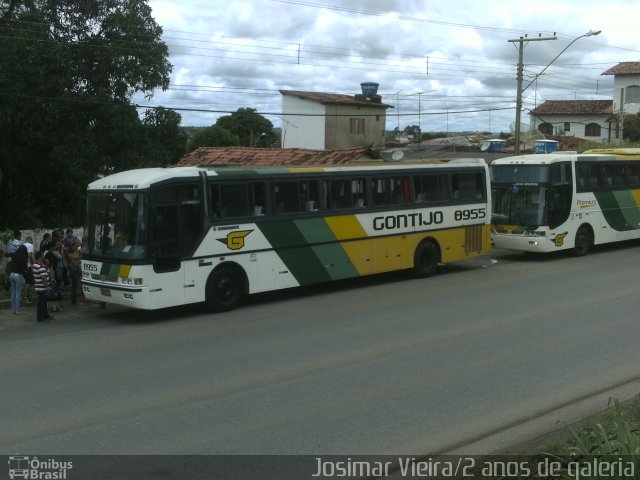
[{"left": 502, "top": 395, "right": 640, "bottom": 479}]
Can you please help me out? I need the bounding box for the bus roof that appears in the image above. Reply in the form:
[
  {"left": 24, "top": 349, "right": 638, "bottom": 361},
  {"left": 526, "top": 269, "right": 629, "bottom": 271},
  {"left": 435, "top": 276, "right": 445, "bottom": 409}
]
[
  {"left": 87, "top": 160, "right": 489, "bottom": 191},
  {"left": 583, "top": 148, "right": 640, "bottom": 155},
  {"left": 490, "top": 152, "right": 622, "bottom": 166}
]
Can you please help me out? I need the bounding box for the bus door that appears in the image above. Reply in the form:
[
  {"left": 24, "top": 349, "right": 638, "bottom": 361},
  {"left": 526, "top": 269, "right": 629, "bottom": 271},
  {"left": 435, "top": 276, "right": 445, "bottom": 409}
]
[{"left": 152, "top": 182, "right": 205, "bottom": 304}]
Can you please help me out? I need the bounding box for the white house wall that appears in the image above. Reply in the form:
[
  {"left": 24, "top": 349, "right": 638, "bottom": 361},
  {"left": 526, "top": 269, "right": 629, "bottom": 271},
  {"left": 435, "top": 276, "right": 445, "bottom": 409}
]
[
  {"left": 531, "top": 114, "right": 610, "bottom": 142},
  {"left": 612, "top": 76, "right": 640, "bottom": 116},
  {"left": 281, "top": 96, "right": 326, "bottom": 149}
]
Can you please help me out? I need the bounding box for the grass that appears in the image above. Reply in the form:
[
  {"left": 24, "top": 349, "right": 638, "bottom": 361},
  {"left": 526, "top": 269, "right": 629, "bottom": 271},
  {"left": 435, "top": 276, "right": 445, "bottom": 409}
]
[
  {"left": 506, "top": 395, "right": 640, "bottom": 479},
  {"left": 538, "top": 396, "right": 640, "bottom": 457}
]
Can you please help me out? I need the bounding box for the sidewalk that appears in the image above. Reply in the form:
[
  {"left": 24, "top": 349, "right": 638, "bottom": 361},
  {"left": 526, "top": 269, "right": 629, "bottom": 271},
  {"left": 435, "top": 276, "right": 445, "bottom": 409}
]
[{"left": 0, "top": 290, "right": 103, "bottom": 329}]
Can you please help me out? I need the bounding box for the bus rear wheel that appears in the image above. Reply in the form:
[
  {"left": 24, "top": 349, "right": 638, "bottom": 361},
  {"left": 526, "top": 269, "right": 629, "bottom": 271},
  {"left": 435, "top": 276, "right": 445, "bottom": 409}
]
[
  {"left": 412, "top": 240, "right": 439, "bottom": 277},
  {"left": 206, "top": 265, "right": 244, "bottom": 312},
  {"left": 573, "top": 226, "right": 591, "bottom": 257}
]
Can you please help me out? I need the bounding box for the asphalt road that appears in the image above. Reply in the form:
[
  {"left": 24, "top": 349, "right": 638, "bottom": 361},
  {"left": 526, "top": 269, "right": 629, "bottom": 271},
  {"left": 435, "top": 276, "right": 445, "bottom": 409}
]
[{"left": 1, "top": 243, "right": 639, "bottom": 456}]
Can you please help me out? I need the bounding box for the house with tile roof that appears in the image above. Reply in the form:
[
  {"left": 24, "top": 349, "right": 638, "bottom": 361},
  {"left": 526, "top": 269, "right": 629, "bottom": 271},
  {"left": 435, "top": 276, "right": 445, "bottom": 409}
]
[
  {"left": 529, "top": 62, "right": 640, "bottom": 143},
  {"left": 176, "top": 146, "right": 377, "bottom": 167},
  {"left": 280, "top": 83, "right": 393, "bottom": 151}
]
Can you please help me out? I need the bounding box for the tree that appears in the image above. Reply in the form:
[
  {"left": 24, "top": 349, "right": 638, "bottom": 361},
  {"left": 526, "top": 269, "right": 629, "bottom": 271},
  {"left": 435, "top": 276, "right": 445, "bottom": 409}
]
[
  {"left": 188, "top": 126, "right": 238, "bottom": 151},
  {"left": 623, "top": 116, "right": 640, "bottom": 143},
  {"left": 404, "top": 125, "right": 421, "bottom": 142},
  {"left": 0, "top": 0, "right": 174, "bottom": 229},
  {"left": 142, "top": 107, "right": 188, "bottom": 166},
  {"left": 215, "top": 108, "right": 276, "bottom": 147}
]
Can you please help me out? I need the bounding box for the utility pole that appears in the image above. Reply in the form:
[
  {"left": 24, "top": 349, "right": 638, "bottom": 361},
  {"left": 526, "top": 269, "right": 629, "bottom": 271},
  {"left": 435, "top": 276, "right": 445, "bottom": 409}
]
[
  {"left": 508, "top": 34, "right": 557, "bottom": 155},
  {"left": 619, "top": 88, "right": 625, "bottom": 143}
]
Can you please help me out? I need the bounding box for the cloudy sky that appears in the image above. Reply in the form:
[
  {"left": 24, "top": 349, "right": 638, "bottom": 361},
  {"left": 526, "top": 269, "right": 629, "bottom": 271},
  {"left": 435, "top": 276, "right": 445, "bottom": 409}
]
[{"left": 140, "top": 0, "right": 640, "bottom": 134}]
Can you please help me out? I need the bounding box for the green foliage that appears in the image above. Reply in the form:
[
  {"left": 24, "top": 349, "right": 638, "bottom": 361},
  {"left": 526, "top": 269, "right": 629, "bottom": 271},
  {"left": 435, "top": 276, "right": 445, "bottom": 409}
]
[
  {"left": 0, "top": 0, "right": 178, "bottom": 230},
  {"left": 623, "top": 116, "right": 640, "bottom": 143},
  {"left": 188, "top": 126, "right": 238, "bottom": 151},
  {"left": 215, "top": 108, "right": 276, "bottom": 147},
  {"left": 568, "top": 398, "right": 640, "bottom": 457}
]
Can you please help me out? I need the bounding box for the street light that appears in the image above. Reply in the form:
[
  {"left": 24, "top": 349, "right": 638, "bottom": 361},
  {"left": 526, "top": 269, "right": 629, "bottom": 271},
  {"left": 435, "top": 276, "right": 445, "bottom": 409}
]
[{"left": 511, "top": 29, "right": 601, "bottom": 154}]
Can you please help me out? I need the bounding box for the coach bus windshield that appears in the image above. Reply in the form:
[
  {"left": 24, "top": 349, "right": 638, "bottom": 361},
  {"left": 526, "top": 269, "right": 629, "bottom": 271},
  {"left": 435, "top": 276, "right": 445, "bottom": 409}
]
[
  {"left": 83, "top": 192, "right": 149, "bottom": 261},
  {"left": 491, "top": 163, "right": 572, "bottom": 228},
  {"left": 491, "top": 164, "right": 549, "bottom": 226}
]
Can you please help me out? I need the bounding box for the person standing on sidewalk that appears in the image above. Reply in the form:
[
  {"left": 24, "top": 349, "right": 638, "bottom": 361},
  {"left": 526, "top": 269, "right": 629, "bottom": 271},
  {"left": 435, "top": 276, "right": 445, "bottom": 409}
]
[
  {"left": 33, "top": 251, "right": 53, "bottom": 322},
  {"left": 9, "top": 245, "right": 28, "bottom": 315},
  {"left": 22, "top": 235, "right": 35, "bottom": 305}
]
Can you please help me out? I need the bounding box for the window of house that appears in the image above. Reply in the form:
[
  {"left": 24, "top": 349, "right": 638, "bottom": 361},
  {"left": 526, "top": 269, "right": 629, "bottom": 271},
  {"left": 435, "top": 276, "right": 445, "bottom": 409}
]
[
  {"left": 538, "top": 123, "right": 553, "bottom": 135},
  {"left": 349, "top": 118, "right": 365, "bottom": 134},
  {"left": 585, "top": 123, "right": 601, "bottom": 137},
  {"left": 564, "top": 122, "right": 571, "bottom": 132},
  {"left": 625, "top": 85, "right": 640, "bottom": 104}
]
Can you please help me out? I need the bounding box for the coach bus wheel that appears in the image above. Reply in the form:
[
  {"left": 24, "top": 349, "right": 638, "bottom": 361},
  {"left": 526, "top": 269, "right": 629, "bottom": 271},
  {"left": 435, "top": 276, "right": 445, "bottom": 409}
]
[
  {"left": 412, "top": 240, "right": 439, "bottom": 278},
  {"left": 573, "top": 226, "right": 591, "bottom": 257},
  {"left": 206, "top": 265, "right": 243, "bottom": 312}
]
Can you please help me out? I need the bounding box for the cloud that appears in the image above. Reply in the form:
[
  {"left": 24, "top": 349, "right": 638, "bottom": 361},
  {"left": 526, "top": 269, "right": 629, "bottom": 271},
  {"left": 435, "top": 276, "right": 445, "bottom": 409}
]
[{"left": 140, "top": 0, "right": 638, "bottom": 132}]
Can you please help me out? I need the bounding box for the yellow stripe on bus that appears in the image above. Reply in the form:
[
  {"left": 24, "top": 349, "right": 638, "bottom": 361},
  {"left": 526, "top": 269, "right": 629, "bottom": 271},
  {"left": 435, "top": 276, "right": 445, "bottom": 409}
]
[
  {"left": 324, "top": 215, "right": 367, "bottom": 240},
  {"left": 118, "top": 264, "right": 132, "bottom": 277}
]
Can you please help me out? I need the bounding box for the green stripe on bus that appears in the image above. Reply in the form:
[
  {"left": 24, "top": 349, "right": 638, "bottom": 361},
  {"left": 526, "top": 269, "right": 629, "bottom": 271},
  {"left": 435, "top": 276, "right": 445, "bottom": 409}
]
[
  {"left": 257, "top": 219, "right": 343, "bottom": 284},
  {"left": 294, "top": 218, "right": 359, "bottom": 280},
  {"left": 100, "top": 263, "right": 120, "bottom": 276},
  {"left": 311, "top": 243, "right": 360, "bottom": 280},
  {"left": 594, "top": 191, "right": 640, "bottom": 231}
]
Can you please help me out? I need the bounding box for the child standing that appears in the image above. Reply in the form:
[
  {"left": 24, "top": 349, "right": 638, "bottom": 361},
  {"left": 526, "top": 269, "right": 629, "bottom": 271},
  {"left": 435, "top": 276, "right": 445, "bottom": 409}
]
[{"left": 33, "top": 252, "right": 53, "bottom": 322}]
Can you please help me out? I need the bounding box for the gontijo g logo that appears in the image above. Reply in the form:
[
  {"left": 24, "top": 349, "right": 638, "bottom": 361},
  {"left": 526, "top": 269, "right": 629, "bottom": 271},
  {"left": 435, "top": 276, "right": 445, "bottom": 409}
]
[
  {"left": 8, "top": 456, "right": 73, "bottom": 479},
  {"left": 217, "top": 230, "right": 253, "bottom": 250}
]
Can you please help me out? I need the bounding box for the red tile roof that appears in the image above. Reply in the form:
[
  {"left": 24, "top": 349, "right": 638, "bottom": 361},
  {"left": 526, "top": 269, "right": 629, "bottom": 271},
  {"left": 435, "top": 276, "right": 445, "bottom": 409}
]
[
  {"left": 601, "top": 62, "right": 640, "bottom": 75},
  {"left": 280, "top": 90, "right": 394, "bottom": 108},
  {"left": 176, "top": 147, "right": 374, "bottom": 167},
  {"left": 530, "top": 100, "right": 612, "bottom": 115}
]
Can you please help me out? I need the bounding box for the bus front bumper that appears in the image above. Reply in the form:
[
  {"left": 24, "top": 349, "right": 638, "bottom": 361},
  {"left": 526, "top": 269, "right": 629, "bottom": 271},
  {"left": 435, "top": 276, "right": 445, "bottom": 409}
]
[
  {"left": 492, "top": 233, "right": 556, "bottom": 253},
  {"left": 81, "top": 281, "right": 155, "bottom": 309}
]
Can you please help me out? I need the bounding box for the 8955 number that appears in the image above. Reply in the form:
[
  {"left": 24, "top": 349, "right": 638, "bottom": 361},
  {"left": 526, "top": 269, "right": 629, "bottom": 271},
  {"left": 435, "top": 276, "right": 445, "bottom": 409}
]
[{"left": 454, "top": 208, "right": 486, "bottom": 221}]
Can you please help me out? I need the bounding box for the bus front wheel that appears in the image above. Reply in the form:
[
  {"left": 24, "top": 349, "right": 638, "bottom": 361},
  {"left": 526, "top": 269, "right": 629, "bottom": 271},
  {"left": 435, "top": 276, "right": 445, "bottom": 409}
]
[
  {"left": 573, "top": 226, "right": 591, "bottom": 257},
  {"left": 206, "top": 265, "right": 244, "bottom": 312},
  {"left": 412, "top": 240, "right": 439, "bottom": 277}
]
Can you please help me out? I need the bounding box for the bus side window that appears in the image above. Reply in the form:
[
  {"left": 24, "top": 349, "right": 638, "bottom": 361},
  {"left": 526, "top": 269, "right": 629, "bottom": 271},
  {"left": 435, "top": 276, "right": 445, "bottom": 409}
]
[
  {"left": 451, "top": 172, "right": 484, "bottom": 201},
  {"left": 250, "top": 182, "right": 266, "bottom": 216},
  {"left": 371, "top": 176, "right": 401, "bottom": 206},
  {"left": 299, "top": 180, "right": 320, "bottom": 212},
  {"left": 627, "top": 163, "right": 640, "bottom": 186},
  {"left": 273, "top": 181, "right": 299, "bottom": 213},
  {"left": 219, "top": 184, "right": 250, "bottom": 218}
]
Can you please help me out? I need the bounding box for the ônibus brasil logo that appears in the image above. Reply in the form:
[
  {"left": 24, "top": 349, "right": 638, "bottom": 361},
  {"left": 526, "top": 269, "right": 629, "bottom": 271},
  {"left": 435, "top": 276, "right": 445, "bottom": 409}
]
[{"left": 8, "top": 456, "right": 73, "bottom": 479}]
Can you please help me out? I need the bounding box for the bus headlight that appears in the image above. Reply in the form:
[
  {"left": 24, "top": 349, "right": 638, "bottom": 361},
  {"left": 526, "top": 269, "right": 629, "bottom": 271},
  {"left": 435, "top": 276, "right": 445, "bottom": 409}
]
[{"left": 121, "top": 277, "right": 143, "bottom": 286}]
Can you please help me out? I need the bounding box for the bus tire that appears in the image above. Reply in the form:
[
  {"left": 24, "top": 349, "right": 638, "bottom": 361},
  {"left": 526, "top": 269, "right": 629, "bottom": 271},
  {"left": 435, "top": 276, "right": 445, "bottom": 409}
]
[
  {"left": 573, "top": 226, "right": 591, "bottom": 257},
  {"left": 205, "top": 265, "right": 244, "bottom": 312},
  {"left": 412, "top": 240, "right": 439, "bottom": 278}
]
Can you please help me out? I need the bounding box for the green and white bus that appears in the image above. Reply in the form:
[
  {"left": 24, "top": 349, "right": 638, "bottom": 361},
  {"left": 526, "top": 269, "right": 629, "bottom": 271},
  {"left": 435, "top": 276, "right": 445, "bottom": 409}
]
[
  {"left": 491, "top": 149, "right": 640, "bottom": 255},
  {"left": 81, "top": 160, "right": 491, "bottom": 311}
]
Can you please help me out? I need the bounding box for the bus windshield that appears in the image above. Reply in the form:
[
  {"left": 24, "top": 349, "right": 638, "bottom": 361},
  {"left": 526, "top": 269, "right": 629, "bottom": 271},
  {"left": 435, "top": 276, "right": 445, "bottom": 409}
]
[
  {"left": 492, "top": 184, "right": 547, "bottom": 226},
  {"left": 83, "top": 191, "right": 149, "bottom": 261}
]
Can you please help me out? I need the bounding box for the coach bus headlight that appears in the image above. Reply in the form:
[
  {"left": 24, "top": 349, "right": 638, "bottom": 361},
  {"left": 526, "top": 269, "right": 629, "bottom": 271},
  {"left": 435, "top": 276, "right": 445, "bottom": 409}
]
[{"left": 121, "top": 277, "right": 143, "bottom": 286}]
